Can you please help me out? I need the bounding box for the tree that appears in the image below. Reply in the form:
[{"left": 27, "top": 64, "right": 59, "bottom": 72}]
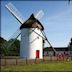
[
  {"left": 70, "top": 38, "right": 72, "bottom": 46},
  {"left": 0, "top": 36, "right": 20, "bottom": 56},
  {"left": 68, "top": 38, "right": 72, "bottom": 51},
  {"left": 0, "top": 36, "right": 8, "bottom": 56},
  {"left": 7, "top": 39, "right": 20, "bottom": 56}
]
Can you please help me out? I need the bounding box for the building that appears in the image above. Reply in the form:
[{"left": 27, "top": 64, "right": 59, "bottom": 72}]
[
  {"left": 20, "top": 14, "right": 44, "bottom": 59},
  {"left": 43, "top": 47, "right": 68, "bottom": 56},
  {"left": 43, "top": 38, "right": 72, "bottom": 56}
]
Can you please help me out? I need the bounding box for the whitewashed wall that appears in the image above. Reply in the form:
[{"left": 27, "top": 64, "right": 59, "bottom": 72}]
[{"left": 20, "top": 28, "right": 43, "bottom": 59}]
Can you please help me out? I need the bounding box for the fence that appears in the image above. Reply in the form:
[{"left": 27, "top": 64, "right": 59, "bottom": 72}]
[
  {"left": 1, "top": 56, "right": 72, "bottom": 66},
  {"left": 1, "top": 58, "right": 42, "bottom": 66}
]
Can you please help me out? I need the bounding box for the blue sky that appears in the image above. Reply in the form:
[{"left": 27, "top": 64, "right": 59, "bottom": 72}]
[{"left": 1, "top": 1, "right": 72, "bottom": 47}]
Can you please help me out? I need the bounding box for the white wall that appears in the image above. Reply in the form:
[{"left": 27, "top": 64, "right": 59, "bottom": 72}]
[{"left": 20, "top": 28, "right": 43, "bottom": 59}]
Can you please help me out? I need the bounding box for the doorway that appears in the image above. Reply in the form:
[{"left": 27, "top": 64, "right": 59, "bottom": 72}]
[{"left": 36, "top": 50, "right": 39, "bottom": 58}]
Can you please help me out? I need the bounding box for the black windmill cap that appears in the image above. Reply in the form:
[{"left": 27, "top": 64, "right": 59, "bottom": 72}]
[
  {"left": 20, "top": 13, "right": 44, "bottom": 30},
  {"left": 29, "top": 13, "right": 35, "bottom": 19}
]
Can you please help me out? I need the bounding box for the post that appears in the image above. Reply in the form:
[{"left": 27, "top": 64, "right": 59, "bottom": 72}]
[
  {"left": 62, "top": 54, "right": 64, "bottom": 61},
  {"left": 26, "top": 57, "right": 28, "bottom": 64},
  {"left": 16, "top": 58, "right": 17, "bottom": 65},
  {"left": 50, "top": 55, "right": 52, "bottom": 61},
  {"left": 35, "top": 58, "right": 38, "bottom": 64},
  {"left": 5, "top": 58, "right": 6, "bottom": 66},
  {"left": 43, "top": 55, "right": 45, "bottom": 62},
  {"left": 57, "top": 54, "right": 59, "bottom": 61}
]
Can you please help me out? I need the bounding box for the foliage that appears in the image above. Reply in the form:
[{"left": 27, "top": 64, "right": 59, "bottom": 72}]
[
  {"left": 8, "top": 39, "right": 20, "bottom": 56},
  {"left": 0, "top": 37, "right": 7, "bottom": 56},
  {"left": 0, "top": 37, "right": 20, "bottom": 56},
  {"left": 70, "top": 38, "right": 72, "bottom": 45}
]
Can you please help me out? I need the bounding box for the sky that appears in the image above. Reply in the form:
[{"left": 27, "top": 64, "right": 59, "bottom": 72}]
[{"left": 1, "top": 1, "right": 72, "bottom": 47}]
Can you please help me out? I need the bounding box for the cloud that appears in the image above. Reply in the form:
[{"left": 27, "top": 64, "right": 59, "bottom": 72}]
[{"left": 48, "top": 6, "right": 72, "bottom": 21}]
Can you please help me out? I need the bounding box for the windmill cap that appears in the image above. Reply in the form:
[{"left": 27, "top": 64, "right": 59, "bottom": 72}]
[{"left": 20, "top": 14, "right": 44, "bottom": 30}]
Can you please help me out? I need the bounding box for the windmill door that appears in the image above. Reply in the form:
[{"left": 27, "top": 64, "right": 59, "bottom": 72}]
[{"left": 36, "top": 50, "right": 39, "bottom": 58}]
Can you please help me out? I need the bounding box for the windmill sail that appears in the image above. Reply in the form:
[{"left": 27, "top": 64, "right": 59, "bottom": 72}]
[
  {"left": 35, "top": 10, "right": 44, "bottom": 20},
  {"left": 5, "top": 3, "right": 44, "bottom": 24},
  {"left": 2, "top": 29, "right": 21, "bottom": 49},
  {"left": 5, "top": 2, "right": 24, "bottom": 24},
  {"left": 5, "top": 28, "right": 36, "bottom": 49},
  {"left": 7, "top": 32, "right": 21, "bottom": 49},
  {"left": 32, "top": 29, "right": 57, "bottom": 53},
  {"left": 7, "top": 28, "right": 21, "bottom": 41},
  {"left": 41, "top": 31, "right": 57, "bottom": 53}
]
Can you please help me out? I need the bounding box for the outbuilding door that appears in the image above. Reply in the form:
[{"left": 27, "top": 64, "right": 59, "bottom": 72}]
[{"left": 36, "top": 50, "right": 39, "bottom": 58}]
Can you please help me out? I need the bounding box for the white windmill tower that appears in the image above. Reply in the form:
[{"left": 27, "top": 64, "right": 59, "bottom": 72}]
[{"left": 5, "top": 2, "right": 57, "bottom": 59}]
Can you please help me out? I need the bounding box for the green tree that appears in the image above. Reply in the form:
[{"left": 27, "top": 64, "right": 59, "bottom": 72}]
[
  {"left": 0, "top": 37, "right": 20, "bottom": 56},
  {"left": 70, "top": 38, "right": 72, "bottom": 46},
  {"left": 7, "top": 39, "right": 20, "bottom": 56},
  {"left": 0, "top": 36, "right": 8, "bottom": 56}
]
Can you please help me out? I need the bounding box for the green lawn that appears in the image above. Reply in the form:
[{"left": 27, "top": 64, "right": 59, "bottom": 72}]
[{"left": 1, "top": 61, "right": 72, "bottom": 71}]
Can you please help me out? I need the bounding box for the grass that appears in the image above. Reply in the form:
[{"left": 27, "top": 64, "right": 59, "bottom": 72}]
[{"left": 1, "top": 61, "right": 72, "bottom": 71}]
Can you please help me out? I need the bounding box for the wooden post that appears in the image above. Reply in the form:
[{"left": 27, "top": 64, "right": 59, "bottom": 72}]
[
  {"left": 5, "top": 58, "right": 6, "bottom": 66},
  {"left": 16, "top": 58, "right": 17, "bottom": 65},
  {"left": 57, "top": 54, "right": 59, "bottom": 61},
  {"left": 26, "top": 57, "right": 28, "bottom": 64},
  {"left": 43, "top": 56, "right": 45, "bottom": 62},
  {"left": 62, "top": 54, "right": 64, "bottom": 61},
  {"left": 35, "top": 58, "right": 37, "bottom": 64},
  {"left": 50, "top": 56, "right": 52, "bottom": 61}
]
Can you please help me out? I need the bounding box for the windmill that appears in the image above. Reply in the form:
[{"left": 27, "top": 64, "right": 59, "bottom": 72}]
[{"left": 5, "top": 2, "right": 56, "bottom": 59}]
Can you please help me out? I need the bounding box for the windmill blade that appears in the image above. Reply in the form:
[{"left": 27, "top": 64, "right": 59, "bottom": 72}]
[
  {"left": 7, "top": 28, "right": 21, "bottom": 41},
  {"left": 30, "top": 31, "right": 42, "bottom": 43},
  {"left": 7, "top": 31, "right": 21, "bottom": 49},
  {"left": 6, "top": 28, "right": 36, "bottom": 49},
  {"left": 1, "top": 30, "right": 21, "bottom": 51},
  {"left": 41, "top": 31, "right": 57, "bottom": 53},
  {"left": 2, "top": 29, "right": 20, "bottom": 49},
  {"left": 32, "top": 29, "right": 57, "bottom": 53},
  {"left": 34, "top": 10, "right": 44, "bottom": 20},
  {"left": 33, "top": 30, "right": 45, "bottom": 40},
  {"left": 5, "top": 2, "right": 24, "bottom": 24}
]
